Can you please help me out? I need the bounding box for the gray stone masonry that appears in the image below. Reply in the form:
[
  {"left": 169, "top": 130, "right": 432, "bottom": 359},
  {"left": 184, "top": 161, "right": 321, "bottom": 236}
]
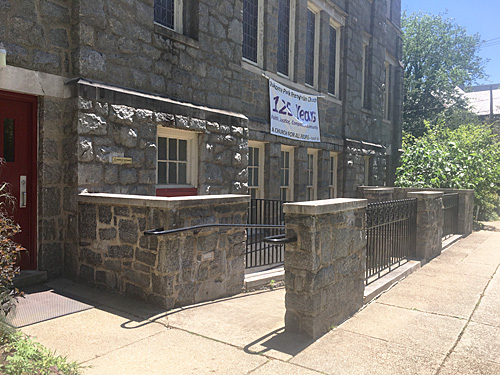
[
  {"left": 76, "top": 193, "right": 248, "bottom": 309},
  {"left": 283, "top": 198, "right": 367, "bottom": 339},
  {"left": 407, "top": 192, "right": 444, "bottom": 263},
  {"left": 76, "top": 80, "right": 248, "bottom": 196}
]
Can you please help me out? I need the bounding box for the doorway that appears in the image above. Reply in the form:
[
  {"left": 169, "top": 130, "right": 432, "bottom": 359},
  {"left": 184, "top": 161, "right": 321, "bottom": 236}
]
[{"left": 0, "top": 90, "right": 37, "bottom": 269}]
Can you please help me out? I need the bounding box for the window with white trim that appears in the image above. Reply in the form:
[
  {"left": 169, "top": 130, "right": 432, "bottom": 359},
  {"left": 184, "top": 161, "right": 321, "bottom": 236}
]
[
  {"left": 248, "top": 141, "right": 265, "bottom": 199},
  {"left": 362, "top": 34, "right": 371, "bottom": 109},
  {"left": 328, "top": 22, "right": 341, "bottom": 97},
  {"left": 280, "top": 145, "right": 294, "bottom": 201},
  {"left": 364, "top": 156, "right": 371, "bottom": 186},
  {"left": 306, "top": 149, "right": 318, "bottom": 201},
  {"left": 154, "top": 0, "right": 182, "bottom": 33},
  {"left": 384, "top": 54, "right": 397, "bottom": 121},
  {"left": 157, "top": 127, "right": 197, "bottom": 188},
  {"left": 305, "top": 5, "right": 319, "bottom": 87},
  {"left": 243, "top": 0, "right": 258, "bottom": 62},
  {"left": 329, "top": 152, "right": 338, "bottom": 198},
  {"left": 277, "top": 0, "right": 292, "bottom": 76}
]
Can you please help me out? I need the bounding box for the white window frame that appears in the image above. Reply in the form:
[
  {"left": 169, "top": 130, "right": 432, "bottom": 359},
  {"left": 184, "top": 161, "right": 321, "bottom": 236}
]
[
  {"left": 384, "top": 52, "right": 397, "bottom": 121},
  {"left": 328, "top": 19, "right": 342, "bottom": 97},
  {"left": 248, "top": 141, "right": 265, "bottom": 199},
  {"left": 361, "top": 33, "right": 371, "bottom": 108},
  {"left": 364, "top": 156, "right": 371, "bottom": 186},
  {"left": 154, "top": 0, "right": 183, "bottom": 34},
  {"left": 329, "top": 152, "right": 338, "bottom": 198},
  {"left": 242, "top": 0, "right": 264, "bottom": 67},
  {"left": 156, "top": 127, "right": 198, "bottom": 188},
  {"left": 305, "top": 3, "right": 320, "bottom": 89},
  {"left": 306, "top": 149, "right": 318, "bottom": 201},
  {"left": 280, "top": 145, "right": 294, "bottom": 201}
]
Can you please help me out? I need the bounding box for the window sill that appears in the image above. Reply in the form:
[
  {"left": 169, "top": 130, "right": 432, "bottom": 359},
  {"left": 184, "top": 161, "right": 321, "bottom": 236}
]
[
  {"left": 154, "top": 23, "right": 199, "bottom": 49},
  {"left": 326, "top": 93, "right": 342, "bottom": 105},
  {"left": 361, "top": 108, "right": 372, "bottom": 115}
]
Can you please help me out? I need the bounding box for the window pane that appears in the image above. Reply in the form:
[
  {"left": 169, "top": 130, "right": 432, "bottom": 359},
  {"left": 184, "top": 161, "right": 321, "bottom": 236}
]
[
  {"left": 249, "top": 147, "right": 254, "bottom": 166},
  {"left": 285, "top": 151, "right": 289, "bottom": 168},
  {"left": 3, "top": 119, "right": 15, "bottom": 162},
  {"left": 305, "top": 9, "right": 316, "bottom": 86},
  {"left": 168, "top": 162, "right": 177, "bottom": 183},
  {"left": 253, "top": 168, "right": 259, "bottom": 186},
  {"left": 254, "top": 147, "right": 259, "bottom": 166},
  {"left": 179, "top": 139, "right": 187, "bottom": 161},
  {"left": 248, "top": 168, "right": 254, "bottom": 186},
  {"left": 328, "top": 26, "right": 337, "bottom": 95},
  {"left": 158, "top": 137, "right": 167, "bottom": 160},
  {"left": 178, "top": 163, "right": 187, "bottom": 184},
  {"left": 242, "top": 0, "right": 258, "bottom": 62},
  {"left": 168, "top": 138, "right": 177, "bottom": 160},
  {"left": 277, "top": 0, "right": 290, "bottom": 75},
  {"left": 284, "top": 170, "right": 289, "bottom": 185},
  {"left": 280, "top": 169, "right": 284, "bottom": 186},
  {"left": 154, "top": 0, "right": 175, "bottom": 29},
  {"left": 158, "top": 162, "right": 167, "bottom": 184}
]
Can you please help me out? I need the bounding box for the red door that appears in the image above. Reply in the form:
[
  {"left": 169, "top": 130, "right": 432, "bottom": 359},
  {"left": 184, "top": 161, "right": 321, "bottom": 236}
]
[{"left": 0, "top": 91, "right": 37, "bottom": 269}]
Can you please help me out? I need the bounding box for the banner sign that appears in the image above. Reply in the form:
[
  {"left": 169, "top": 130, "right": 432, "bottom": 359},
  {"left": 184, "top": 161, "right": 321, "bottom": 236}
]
[{"left": 269, "top": 78, "right": 321, "bottom": 142}]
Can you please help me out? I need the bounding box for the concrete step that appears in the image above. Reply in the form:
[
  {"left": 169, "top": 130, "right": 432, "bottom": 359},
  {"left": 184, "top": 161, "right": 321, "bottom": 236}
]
[
  {"left": 244, "top": 265, "right": 284, "bottom": 291},
  {"left": 13, "top": 270, "right": 48, "bottom": 289}
]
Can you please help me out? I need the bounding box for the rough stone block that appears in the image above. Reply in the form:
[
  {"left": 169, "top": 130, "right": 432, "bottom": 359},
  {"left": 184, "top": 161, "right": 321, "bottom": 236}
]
[
  {"left": 118, "top": 219, "right": 138, "bottom": 244},
  {"left": 108, "top": 245, "right": 134, "bottom": 258}
]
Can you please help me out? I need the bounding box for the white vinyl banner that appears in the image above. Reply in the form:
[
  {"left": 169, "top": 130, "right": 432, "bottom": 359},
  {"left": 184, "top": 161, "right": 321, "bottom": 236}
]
[{"left": 269, "top": 78, "right": 321, "bottom": 142}]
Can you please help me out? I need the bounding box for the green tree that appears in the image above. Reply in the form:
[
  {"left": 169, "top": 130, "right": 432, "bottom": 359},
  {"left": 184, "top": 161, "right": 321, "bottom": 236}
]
[
  {"left": 396, "top": 122, "right": 500, "bottom": 220},
  {"left": 402, "top": 12, "right": 487, "bottom": 136}
]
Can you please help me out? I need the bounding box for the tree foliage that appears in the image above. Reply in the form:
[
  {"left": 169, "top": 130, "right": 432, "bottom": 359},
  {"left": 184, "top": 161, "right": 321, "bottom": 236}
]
[
  {"left": 396, "top": 122, "right": 500, "bottom": 220},
  {"left": 402, "top": 12, "right": 487, "bottom": 136}
]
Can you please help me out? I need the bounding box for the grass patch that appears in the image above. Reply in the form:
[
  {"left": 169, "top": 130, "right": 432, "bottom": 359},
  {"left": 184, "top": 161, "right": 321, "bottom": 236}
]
[{"left": 0, "top": 324, "right": 82, "bottom": 375}]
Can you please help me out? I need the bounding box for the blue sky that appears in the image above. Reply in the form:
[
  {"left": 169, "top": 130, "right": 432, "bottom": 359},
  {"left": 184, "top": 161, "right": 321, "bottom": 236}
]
[{"left": 402, "top": 0, "right": 500, "bottom": 85}]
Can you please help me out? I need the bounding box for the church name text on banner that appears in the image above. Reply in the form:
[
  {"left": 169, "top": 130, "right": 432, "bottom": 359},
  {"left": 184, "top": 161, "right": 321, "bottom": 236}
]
[{"left": 268, "top": 78, "right": 321, "bottom": 142}]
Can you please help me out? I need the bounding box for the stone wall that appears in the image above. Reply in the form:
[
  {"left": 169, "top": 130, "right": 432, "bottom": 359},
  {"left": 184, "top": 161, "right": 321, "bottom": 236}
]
[
  {"left": 75, "top": 80, "right": 248, "bottom": 196},
  {"left": 0, "top": 0, "right": 74, "bottom": 77},
  {"left": 284, "top": 199, "right": 367, "bottom": 339},
  {"left": 75, "top": 193, "right": 248, "bottom": 309},
  {"left": 73, "top": 0, "right": 244, "bottom": 114}
]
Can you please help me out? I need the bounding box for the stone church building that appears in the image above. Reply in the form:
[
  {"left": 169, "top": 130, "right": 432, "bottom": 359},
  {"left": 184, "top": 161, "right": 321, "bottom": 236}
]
[{"left": 0, "top": 0, "right": 402, "bottom": 277}]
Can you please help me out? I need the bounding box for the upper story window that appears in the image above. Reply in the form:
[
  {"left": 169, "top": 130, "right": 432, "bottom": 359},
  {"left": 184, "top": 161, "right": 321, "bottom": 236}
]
[
  {"left": 384, "top": 53, "right": 397, "bottom": 121},
  {"left": 305, "top": 8, "right": 316, "bottom": 86},
  {"left": 277, "top": 0, "right": 291, "bottom": 76},
  {"left": 243, "top": 0, "right": 259, "bottom": 63},
  {"left": 154, "top": 0, "right": 182, "bottom": 33},
  {"left": 328, "top": 22, "right": 341, "bottom": 97},
  {"left": 362, "top": 34, "right": 371, "bottom": 109},
  {"left": 386, "top": 0, "right": 392, "bottom": 21}
]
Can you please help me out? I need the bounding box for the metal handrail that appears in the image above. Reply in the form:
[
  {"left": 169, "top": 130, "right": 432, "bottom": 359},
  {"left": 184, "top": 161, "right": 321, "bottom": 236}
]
[{"left": 144, "top": 224, "right": 284, "bottom": 236}]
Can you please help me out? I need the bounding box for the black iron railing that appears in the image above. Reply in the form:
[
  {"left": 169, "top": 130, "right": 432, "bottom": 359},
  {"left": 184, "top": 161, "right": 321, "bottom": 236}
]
[
  {"left": 246, "top": 198, "right": 287, "bottom": 268},
  {"left": 366, "top": 198, "right": 417, "bottom": 284},
  {"left": 442, "top": 193, "right": 459, "bottom": 239}
]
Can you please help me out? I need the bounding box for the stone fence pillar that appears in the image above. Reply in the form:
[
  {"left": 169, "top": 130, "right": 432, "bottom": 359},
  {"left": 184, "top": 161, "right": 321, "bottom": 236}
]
[
  {"left": 357, "top": 187, "right": 395, "bottom": 203},
  {"left": 407, "top": 191, "right": 443, "bottom": 263},
  {"left": 283, "top": 199, "right": 367, "bottom": 339},
  {"left": 456, "top": 189, "right": 474, "bottom": 236}
]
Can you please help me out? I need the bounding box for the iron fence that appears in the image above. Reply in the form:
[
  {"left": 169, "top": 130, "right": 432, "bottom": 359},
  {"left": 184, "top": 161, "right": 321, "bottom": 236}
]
[
  {"left": 246, "top": 198, "right": 286, "bottom": 268},
  {"left": 366, "top": 198, "right": 417, "bottom": 284},
  {"left": 442, "top": 193, "right": 459, "bottom": 239}
]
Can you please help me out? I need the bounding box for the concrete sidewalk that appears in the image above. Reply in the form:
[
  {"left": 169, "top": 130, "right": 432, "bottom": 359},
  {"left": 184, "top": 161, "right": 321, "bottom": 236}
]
[{"left": 18, "top": 230, "right": 500, "bottom": 374}]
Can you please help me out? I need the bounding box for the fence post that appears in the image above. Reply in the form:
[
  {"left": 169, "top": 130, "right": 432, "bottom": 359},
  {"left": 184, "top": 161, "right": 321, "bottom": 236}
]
[
  {"left": 455, "top": 189, "right": 474, "bottom": 236},
  {"left": 407, "top": 191, "right": 444, "bottom": 263},
  {"left": 283, "top": 199, "right": 367, "bottom": 339}
]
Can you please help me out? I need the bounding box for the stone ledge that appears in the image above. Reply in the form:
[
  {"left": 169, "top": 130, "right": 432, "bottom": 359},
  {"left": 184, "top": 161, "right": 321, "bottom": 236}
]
[
  {"left": 407, "top": 191, "right": 444, "bottom": 199},
  {"left": 283, "top": 198, "right": 367, "bottom": 216},
  {"left": 78, "top": 192, "right": 250, "bottom": 208}
]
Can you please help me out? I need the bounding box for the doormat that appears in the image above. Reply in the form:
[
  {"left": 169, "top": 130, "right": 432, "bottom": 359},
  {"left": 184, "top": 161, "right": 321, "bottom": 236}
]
[{"left": 7, "top": 287, "right": 93, "bottom": 328}]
